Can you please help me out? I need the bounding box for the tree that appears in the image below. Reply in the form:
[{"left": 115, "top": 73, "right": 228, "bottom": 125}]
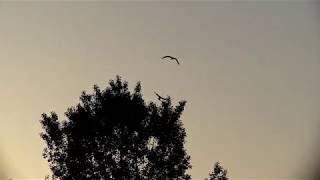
[
  {"left": 40, "top": 76, "right": 191, "bottom": 179},
  {"left": 206, "top": 162, "right": 228, "bottom": 180}
]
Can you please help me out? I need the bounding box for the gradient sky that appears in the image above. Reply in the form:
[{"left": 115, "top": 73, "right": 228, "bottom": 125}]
[{"left": 0, "top": 1, "right": 319, "bottom": 179}]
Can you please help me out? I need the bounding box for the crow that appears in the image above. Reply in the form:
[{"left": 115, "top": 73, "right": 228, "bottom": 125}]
[
  {"left": 154, "top": 92, "right": 169, "bottom": 101},
  {"left": 162, "top": 56, "right": 180, "bottom": 65}
]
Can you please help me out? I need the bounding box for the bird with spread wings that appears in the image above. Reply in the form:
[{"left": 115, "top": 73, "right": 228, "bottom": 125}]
[
  {"left": 162, "top": 56, "right": 180, "bottom": 65},
  {"left": 154, "top": 92, "right": 169, "bottom": 101}
]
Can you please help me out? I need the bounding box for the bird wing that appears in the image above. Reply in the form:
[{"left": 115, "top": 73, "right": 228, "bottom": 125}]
[
  {"left": 154, "top": 92, "right": 161, "bottom": 98},
  {"left": 174, "top": 58, "right": 180, "bottom": 65},
  {"left": 162, "top": 56, "right": 171, "bottom": 59}
]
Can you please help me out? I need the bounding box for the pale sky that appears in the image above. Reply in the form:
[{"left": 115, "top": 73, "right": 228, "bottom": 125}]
[{"left": 0, "top": 1, "right": 319, "bottom": 179}]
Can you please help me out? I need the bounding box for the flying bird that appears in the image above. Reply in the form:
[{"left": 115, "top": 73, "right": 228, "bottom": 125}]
[
  {"left": 162, "top": 56, "right": 180, "bottom": 65},
  {"left": 154, "top": 92, "right": 169, "bottom": 101}
]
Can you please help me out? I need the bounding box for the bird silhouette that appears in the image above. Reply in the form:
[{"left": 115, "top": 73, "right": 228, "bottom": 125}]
[
  {"left": 162, "top": 56, "right": 180, "bottom": 65},
  {"left": 154, "top": 92, "right": 169, "bottom": 101}
]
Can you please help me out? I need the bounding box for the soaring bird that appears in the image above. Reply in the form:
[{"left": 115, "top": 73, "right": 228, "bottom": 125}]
[
  {"left": 162, "top": 56, "right": 180, "bottom": 65},
  {"left": 154, "top": 92, "right": 168, "bottom": 101}
]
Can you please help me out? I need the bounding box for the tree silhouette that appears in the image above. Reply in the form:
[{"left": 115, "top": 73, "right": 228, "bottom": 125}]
[
  {"left": 40, "top": 76, "right": 191, "bottom": 179},
  {"left": 206, "top": 162, "right": 228, "bottom": 180}
]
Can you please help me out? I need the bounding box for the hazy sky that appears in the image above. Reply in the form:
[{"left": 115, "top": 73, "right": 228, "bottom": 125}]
[{"left": 0, "top": 1, "right": 319, "bottom": 179}]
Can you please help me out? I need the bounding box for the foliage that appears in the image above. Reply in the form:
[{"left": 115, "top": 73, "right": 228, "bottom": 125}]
[
  {"left": 40, "top": 76, "right": 191, "bottom": 180},
  {"left": 206, "top": 162, "right": 228, "bottom": 180}
]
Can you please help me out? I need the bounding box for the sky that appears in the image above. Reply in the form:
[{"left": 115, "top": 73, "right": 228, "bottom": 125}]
[{"left": 0, "top": 1, "right": 320, "bottom": 179}]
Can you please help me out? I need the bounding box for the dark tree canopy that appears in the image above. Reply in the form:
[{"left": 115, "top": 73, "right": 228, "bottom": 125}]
[
  {"left": 206, "top": 162, "right": 228, "bottom": 180},
  {"left": 40, "top": 76, "right": 191, "bottom": 180}
]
